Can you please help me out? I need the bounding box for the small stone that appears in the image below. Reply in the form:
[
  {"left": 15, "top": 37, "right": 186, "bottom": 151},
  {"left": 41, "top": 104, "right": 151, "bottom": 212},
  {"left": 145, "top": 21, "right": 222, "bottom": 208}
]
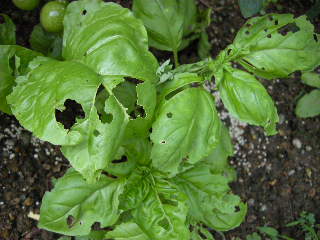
[
  {"left": 292, "top": 138, "right": 302, "bottom": 149},
  {"left": 260, "top": 204, "right": 267, "bottom": 212},
  {"left": 288, "top": 169, "right": 295, "bottom": 176},
  {"left": 306, "top": 145, "right": 312, "bottom": 151}
]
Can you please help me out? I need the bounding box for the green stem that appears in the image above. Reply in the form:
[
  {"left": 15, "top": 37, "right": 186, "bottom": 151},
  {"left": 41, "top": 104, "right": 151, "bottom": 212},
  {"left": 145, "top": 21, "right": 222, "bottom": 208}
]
[{"left": 173, "top": 50, "right": 179, "bottom": 67}]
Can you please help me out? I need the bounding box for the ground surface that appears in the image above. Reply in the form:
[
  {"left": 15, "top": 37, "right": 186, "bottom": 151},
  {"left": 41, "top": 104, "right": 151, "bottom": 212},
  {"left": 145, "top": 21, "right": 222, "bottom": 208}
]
[{"left": 0, "top": 0, "right": 319, "bottom": 239}]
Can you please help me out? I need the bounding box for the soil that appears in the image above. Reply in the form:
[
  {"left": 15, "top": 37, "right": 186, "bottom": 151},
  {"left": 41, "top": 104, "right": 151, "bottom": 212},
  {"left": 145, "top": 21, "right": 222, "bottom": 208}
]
[{"left": 0, "top": 0, "right": 319, "bottom": 239}]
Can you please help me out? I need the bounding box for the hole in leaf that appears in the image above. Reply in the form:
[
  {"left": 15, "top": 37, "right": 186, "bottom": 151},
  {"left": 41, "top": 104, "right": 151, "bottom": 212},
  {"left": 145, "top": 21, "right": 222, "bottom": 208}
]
[
  {"left": 112, "top": 155, "right": 128, "bottom": 164},
  {"left": 67, "top": 215, "right": 76, "bottom": 228},
  {"left": 55, "top": 99, "right": 85, "bottom": 130},
  {"left": 245, "top": 30, "right": 250, "bottom": 35},
  {"left": 92, "top": 222, "right": 114, "bottom": 231},
  {"left": 129, "top": 104, "right": 146, "bottom": 119},
  {"left": 0, "top": 15, "right": 5, "bottom": 24},
  {"left": 101, "top": 171, "right": 118, "bottom": 179},
  {"left": 161, "top": 140, "right": 166, "bottom": 144},
  {"left": 93, "top": 129, "right": 100, "bottom": 137},
  {"left": 264, "top": 29, "right": 268, "bottom": 32},
  {"left": 278, "top": 23, "right": 300, "bottom": 36},
  {"left": 314, "top": 34, "right": 318, "bottom": 42},
  {"left": 267, "top": 34, "right": 272, "bottom": 38},
  {"left": 227, "top": 49, "right": 232, "bottom": 55},
  {"left": 82, "top": 10, "right": 87, "bottom": 15},
  {"left": 124, "top": 77, "right": 143, "bottom": 85},
  {"left": 166, "top": 112, "right": 173, "bottom": 118},
  {"left": 235, "top": 206, "right": 241, "bottom": 212},
  {"left": 149, "top": 128, "right": 152, "bottom": 133},
  {"left": 274, "top": 19, "right": 279, "bottom": 25},
  {"left": 158, "top": 218, "right": 170, "bottom": 230}
]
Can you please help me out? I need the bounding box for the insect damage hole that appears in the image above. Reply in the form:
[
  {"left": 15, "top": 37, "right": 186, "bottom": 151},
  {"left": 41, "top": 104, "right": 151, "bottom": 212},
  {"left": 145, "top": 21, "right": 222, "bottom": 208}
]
[
  {"left": 101, "top": 171, "right": 118, "bottom": 179},
  {"left": 314, "top": 34, "right": 318, "bottom": 42},
  {"left": 82, "top": 9, "right": 87, "bottom": 15},
  {"left": 161, "top": 140, "right": 166, "bottom": 144},
  {"left": 55, "top": 99, "right": 85, "bottom": 130},
  {"left": 166, "top": 112, "right": 173, "bottom": 118},
  {"left": 67, "top": 215, "right": 76, "bottom": 228},
  {"left": 112, "top": 155, "right": 128, "bottom": 164},
  {"left": 278, "top": 23, "right": 300, "bottom": 36}
]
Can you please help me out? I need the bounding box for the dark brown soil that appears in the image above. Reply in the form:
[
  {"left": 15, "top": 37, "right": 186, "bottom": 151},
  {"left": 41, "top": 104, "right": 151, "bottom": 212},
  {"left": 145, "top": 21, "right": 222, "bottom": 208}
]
[{"left": 0, "top": 0, "right": 319, "bottom": 239}]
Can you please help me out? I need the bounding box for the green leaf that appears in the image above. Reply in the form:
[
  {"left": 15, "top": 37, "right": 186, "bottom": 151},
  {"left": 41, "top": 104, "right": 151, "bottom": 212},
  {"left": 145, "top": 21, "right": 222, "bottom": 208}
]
[
  {"left": 258, "top": 226, "right": 279, "bottom": 237},
  {"left": 191, "top": 224, "right": 215, "bottom": 240},
  {"left": 174, "top": 163, "right": 247, "bottom": 231},
  {"left": 295, "top": 89, "right": 320, "bottom": 118},
  {"left": 233, "top": 14, "right": 320, "bottom": 79},
  {"left": 105, "top": 222, "right": 149, "bottom": 240},
  {"left": 239, "top": 0, "right": 265, "bottom": 18},
  {"left": 217, "top": 66, "right": 278, "bottom": 135},
  {"left": 132, "top": 0, "right": 196, "bottom": 53},
  {"left": 29, "top": 24, "right": 62, "bottom": 59},
  {"left": 0, "top": 14, "right": 16, "bottom": 45},
  {"left": 0, "top": 45, "right": 40, "bottom": 114},
  {"left": 132, "top": 175, "right": 190, "bottom": 240},
  {"left": 301, "top": 72, "right": 320, "bottom": 88},
  {"left": 246, "top": 232, "right": 262, "bottom": 240},
  {"left": 198, "top": 31, "right": 211, "bottom": 59},
  {"left": 202, "top": 123, "right": 236, "bottom": 182},
  {"left": 151, "top": 87, "right": 221, "bottom": 176},
  {"left": 113, "top": 81, "right": 137, "bottom": 113},
  {"left": 7, "top": 59, "right": 129, "bottom": 181},
  {"left": 39, "top": 168, "right": 126, "bottom": 236},
  {"left": 63, "top": 0, "right": 158, "bottom": 81}
]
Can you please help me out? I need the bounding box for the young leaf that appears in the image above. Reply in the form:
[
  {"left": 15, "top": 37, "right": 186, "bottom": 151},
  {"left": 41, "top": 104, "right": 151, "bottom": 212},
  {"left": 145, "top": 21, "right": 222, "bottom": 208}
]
[
  {"left": 232, "top": 14, "right": 320, "bottom": 79},
  {"left": 63, "top": 0, "right": 158, "bottom": 81},
  {"left": 0, "top": 45, "right": 40, "bottom": 114},
  {"left": 301, "top": 72, "right": 320, "bottom": 88},
  {"left": 198, "top": 31, "right": 211, "bottom": 59},
  {"left": 295, "top": 89, "right": 320, "bottom": 118},
  {"left": 132, "top": 0, "right": 196, "bottom": 53},
  {"left": 29, "top": 24, "right": 62, "bottom": 59},
  {"left": 217, "top": 66, "right": 279, "bottom": 135},
  {"left": 105, "top": 222, "right": 149, "bottom": 240},
  {"left": 39, "top": 168, "right": 126, "bottom": 236},
  {"left": 239, "top": 0, "right": 265, "bottom": 18},
  {"left": 258, "top": 226, "right": 279, "bottom": 237},
  {"left": 174, "top": 163, "right": 247, "bottom": 231},
  {"left": 132, "top": 176, "right": 190, "bottom": 240},
  {"left": 0, "top": 14, "right": 16, "bottom": 45},
  {"left": 151, "top": 87, "right": 221, "bottom": 176}
]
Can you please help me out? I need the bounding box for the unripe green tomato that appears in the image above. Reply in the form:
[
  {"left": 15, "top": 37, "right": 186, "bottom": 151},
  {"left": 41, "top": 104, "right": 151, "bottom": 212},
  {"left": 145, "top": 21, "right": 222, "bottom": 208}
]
[
  {"left": 12, "top": 0, "right": 40, "bottom": 10},
  {"left": 40, "top": 1, "right": 66, "bottom": 33}
]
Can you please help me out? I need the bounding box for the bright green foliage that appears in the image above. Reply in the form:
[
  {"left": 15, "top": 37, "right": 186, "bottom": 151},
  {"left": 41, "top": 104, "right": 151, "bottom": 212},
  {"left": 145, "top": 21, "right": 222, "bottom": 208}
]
[
  {"left": 1, "top": 0, "right": 320, "bottom": 239},
  {"left": 29, "top": 24, "right": 62, "bottom": 59},
  {"left": 217, "top": 66, "right": 278, "bottom": 135},
  {"left": 302, "top": 72, "right": 320, "bottom": 88},
  {"left": 0, "top": 14, "right": 16, "bottom": 45},
  {"left": 40, "top": 1, "right": 67, "bottom": 33}
]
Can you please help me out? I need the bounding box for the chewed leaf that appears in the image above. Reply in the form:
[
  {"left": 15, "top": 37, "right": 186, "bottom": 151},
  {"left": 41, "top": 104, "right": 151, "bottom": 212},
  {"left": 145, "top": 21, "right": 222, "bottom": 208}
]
[
  {"left": 8, "top": 58, "right": 102, "bottom": 145},
  {"left": 232, "top": 14, "right": 320, "bottom": 79},
  {"left": 0, "top": 14, "right": 16, "bottom": 45},
  {"left": 217, "top": 67, "right": 279, "bottom": 135},
  {"left": 63, "top": 0, "right": 158, "bottom": 81},
  {"left": 0, "top": 45, "right": 41, "bottom": 114},
  {"left": 8, "top": 58, "right": 129, "bottom": 181},
  {"left": 151, "top": 87, "right": 221, "bottom": 176},
  {"left": 39, "top": 168, "right": 125, "bottom": 236}
]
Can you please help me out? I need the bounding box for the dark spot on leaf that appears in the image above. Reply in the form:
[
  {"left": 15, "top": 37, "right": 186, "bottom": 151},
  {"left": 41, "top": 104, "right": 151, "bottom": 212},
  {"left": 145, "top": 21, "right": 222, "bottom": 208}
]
[
  {"left": 314, "top": 34, "right": 318, "bottom": 42},
  {"left": 112, "top": 155, "right": 128, "bottom": 164},
  {"left": 235, "top": 206, "right": 241, "bottom": 212},
  {"left": 79, "top": 220, "right": 83, "bottom": 225},
  {"left": 149, "top": 128, "right": 152, "bottom": 133},
  {"left": 264, "top": 29, "right": 268, "bottom": 32},
  {"left": 82, "top": 10, "right": 87, "bottom": 15},
  {"left": 101, "top": 171, "right": 118, "bottom": 179},
  {"left": 93, "top": 129, "right": 100, "bottom": 137},
  {"left": 166, "top": 112, "right": 173, "bottom": 118},
  {"left": 161, "top": 140, "right": 166, "bottom": 144},
  {"left": 55, "top": 99, "right": 85, "bottom": 130},
  {"left": 278, "top": 23, "right": 300, "bottom": 36},
  {"left": 158, "top": 218, "right": 170, "bottom": 230},
  {"left": 67, "top": 215, "right": 76, "bottom": 228},
  {"left": 246, "top": 23, "right": 252, "bottom": 27},
  {"left": 267, "top": 34, "right": 272, "bottom": 38},
  {"left": 274, "top": 19, "right": 279, "bottom": 25},
  {"left": 245, "top": 30, "right": 250, "bottom": 35},
  {"left": 262, "top": 67, "right": 266, "bottom": 70},
  {"left": 124, "top": 77, "right": 143, "bottom": 85},
  {"left": 0, "top": 15, "right": 5, "bottom": 24}
]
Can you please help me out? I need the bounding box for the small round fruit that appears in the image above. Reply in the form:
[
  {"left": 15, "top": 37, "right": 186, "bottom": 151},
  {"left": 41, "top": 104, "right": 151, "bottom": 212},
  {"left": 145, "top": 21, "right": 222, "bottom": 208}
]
[
  {"left": 12, "top": 0, "right": 40, "bottom": 11},
  {"left": 40, "top": 1, "right": 66, "bottom": 33}
]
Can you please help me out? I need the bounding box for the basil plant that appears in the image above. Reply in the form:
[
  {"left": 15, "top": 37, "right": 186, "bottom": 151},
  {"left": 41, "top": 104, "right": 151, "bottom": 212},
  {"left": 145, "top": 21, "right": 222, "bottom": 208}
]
[{"left": 0, "top": 0, "right": 319, "bottom": 239}]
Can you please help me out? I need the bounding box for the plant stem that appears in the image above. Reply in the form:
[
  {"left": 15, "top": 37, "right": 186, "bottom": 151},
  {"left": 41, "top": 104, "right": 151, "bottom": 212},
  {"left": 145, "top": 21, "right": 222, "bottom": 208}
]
[{"left": 173, "top": 50, "right": 179, "bottom": 67}]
